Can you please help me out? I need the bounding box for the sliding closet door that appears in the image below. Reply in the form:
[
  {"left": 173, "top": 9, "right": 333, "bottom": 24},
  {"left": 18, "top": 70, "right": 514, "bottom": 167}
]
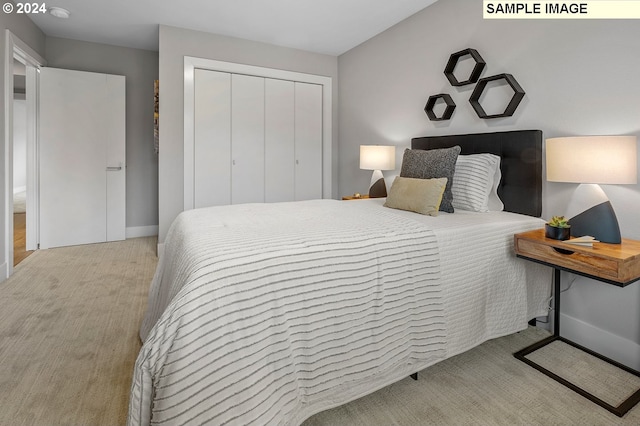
[
  {"left": 231, "top": 74, "right": 265, "bottom": 204},
  {"left": 294, "top": 82, "right": 323, "bottom": 200},
  {"left": 265, "top": 79, "right": 295, "bottom": 202},
  {"left": 185, "top": 57, "right": 332, "bottom": 210},
  {"left": 194, "top": 69, "right": 231, "bottom": 208},
  {"left": 191, "top": 67, "right": 326, "bottom": 208}
]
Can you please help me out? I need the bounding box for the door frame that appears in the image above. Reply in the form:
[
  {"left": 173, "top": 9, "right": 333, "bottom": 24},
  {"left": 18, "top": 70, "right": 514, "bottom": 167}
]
[
  {"left": 182, "top": 57, "right": 332, "bottom": 211},
  {"left": 3, "top": 30, "right": 45, "bottom": 281}
]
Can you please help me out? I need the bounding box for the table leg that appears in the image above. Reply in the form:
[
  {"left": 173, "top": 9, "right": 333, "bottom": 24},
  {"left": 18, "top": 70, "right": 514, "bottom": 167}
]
[{"left": 553, "top": 268, "right": 561, "bottom": 336}]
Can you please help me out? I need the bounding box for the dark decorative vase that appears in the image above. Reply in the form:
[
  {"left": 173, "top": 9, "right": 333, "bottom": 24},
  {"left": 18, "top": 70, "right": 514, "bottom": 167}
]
[{"left": 545, "top": 224, "right": 571, "bottom": 240}]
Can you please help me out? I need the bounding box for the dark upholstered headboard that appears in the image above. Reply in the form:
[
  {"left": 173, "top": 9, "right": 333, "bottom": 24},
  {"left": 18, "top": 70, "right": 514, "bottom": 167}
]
[{"left": 411, "top": 130, "right": 542, "bottom": 217}]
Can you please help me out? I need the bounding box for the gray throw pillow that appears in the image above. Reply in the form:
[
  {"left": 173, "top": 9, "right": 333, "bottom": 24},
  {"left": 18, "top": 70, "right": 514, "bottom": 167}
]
[{"left": 399, "top": 146, "right": 461, "bottom": 213}]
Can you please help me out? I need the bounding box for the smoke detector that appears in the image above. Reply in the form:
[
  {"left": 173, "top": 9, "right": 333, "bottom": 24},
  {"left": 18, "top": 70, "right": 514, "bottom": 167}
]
[{"left": 49, "top": 7, "right": 70, "bottom": 18}]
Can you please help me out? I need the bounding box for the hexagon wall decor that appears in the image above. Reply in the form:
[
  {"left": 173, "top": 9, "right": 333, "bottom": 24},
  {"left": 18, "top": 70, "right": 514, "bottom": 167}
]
[
  {"left": 424, "top": 94, "right": 456, "bottom": 121},
  {"left": 469, "top": 73, "right": 525, "bottom": 119},
  {"left": 444, "top": 48, "right": 486, "bottom": 87}
]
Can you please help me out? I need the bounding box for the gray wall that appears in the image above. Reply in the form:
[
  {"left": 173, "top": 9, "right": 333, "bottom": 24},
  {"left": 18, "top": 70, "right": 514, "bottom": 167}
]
[
  {"left": 45, "top": 37, "right": 159, "bottom": 233},
  {"left": 158, "top": 25, "right": 339, "bottom": 243},
  {"left": 338, "top": 0, "right": 640, "bottom": 367},
  {"left": 0, "top": 11, "right": 46, "bottom": 279}
]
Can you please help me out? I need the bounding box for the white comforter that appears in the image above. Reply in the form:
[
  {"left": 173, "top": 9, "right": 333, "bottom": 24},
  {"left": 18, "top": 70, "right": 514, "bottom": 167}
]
[{"left": 128, "top": 199, "right": 550, "bottom": 426}]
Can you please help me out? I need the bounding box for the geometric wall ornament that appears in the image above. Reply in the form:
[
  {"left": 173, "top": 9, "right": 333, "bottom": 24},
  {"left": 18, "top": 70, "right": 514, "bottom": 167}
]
[
  {"left": 424, "top": 93, "right": 456, "bottom": 121},
  {"left": 469, "top": 73, "right": 525, "bottom": 119},
  {"left": 444, "top": 48, "right": 486, "bottom": 87}
]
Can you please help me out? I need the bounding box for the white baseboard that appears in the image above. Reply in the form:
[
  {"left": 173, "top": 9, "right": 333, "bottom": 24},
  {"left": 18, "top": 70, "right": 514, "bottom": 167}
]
[
  {"left": 560, "top": 313, "right": 640, "bottom": 370},
  {"left": 125, "top": 225, "right": 158, "bottom": 239}
]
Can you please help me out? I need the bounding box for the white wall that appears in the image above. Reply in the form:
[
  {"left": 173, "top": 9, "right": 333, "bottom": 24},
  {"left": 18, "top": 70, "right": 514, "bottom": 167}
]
[
  {"left": 12, "top": 99, "right": 26, "bottom": 191},
  {"left": 158, "top": 25, "right": 339, "bottom": 243},
  {"left": 338, "top": 0, "right": 640, "bottom": 368}
]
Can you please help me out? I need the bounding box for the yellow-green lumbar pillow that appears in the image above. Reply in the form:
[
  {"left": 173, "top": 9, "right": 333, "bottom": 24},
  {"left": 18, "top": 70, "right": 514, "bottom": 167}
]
[{"left": 384, "top": 176, "right": 447, "bottom": 216}]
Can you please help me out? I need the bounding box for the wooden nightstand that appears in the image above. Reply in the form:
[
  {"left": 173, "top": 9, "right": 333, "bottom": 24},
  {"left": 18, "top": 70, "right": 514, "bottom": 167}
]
[
  {"left": 342, "top": 195, "right": 370, "bottom": 200},
  {"left": 514, "top": 229, "right": 640, "bottom": 417},
  {"left": 515, "top": 229, "right": 640, "bottom": 286}
]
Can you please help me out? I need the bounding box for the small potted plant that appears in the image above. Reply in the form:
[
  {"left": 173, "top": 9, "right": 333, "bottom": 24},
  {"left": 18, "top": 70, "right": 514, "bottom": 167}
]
[{"left": 545, "top": 215, "right": 571, "bottom": 240}]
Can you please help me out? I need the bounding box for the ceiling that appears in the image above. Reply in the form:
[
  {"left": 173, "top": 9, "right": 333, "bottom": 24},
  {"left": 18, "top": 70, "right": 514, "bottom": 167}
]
[{"left": 27, "top": 0, "right": 438, "bottom": 55}]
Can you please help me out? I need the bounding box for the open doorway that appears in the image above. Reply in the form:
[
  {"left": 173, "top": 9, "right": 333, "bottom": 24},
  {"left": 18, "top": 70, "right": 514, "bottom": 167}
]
[
  {"left": 12, "top": 58, "right": 32, "bottom": 266},
  {"left": 3, "top": 30, "right": 45, "bottom": 279}
]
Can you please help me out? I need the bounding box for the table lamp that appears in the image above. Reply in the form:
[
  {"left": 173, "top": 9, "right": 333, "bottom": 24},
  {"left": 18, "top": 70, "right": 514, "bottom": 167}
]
[
  {"left": 360, "top": 145, "right": 396, "bottom": 198},
  {"left": 546, "top": 136, "right": 637, "bottom": 243}
]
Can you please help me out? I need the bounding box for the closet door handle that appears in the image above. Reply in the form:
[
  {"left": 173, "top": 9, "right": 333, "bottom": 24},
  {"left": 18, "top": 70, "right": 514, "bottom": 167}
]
[{"left": 106, "top": 166, "right": 122, "bottom": 171}]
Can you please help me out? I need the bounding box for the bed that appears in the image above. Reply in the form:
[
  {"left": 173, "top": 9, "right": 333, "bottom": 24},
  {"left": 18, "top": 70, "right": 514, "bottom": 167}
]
[{"left": 128, "top": 130, "right": 551, "bottom": 426}]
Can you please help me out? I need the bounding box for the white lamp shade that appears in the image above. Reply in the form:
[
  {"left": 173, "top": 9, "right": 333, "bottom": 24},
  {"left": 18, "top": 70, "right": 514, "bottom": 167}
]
[
  {"left": 359, "top": 145, "right": 395, "bottom": 171},
  {"left": 546, "top": 136, "right": 637, "bottom": 184}
]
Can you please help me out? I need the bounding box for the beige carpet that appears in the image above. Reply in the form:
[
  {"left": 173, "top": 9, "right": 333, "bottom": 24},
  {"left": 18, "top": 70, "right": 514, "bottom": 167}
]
[
  {"left": 0, "top": 237, "right": 157, "bottom": 426},
  {"left": 0, "top": 237, "right": 639, "bottom": 425},
  {"left": 525, "top": 340, "right": 640, "bottom": 408},
  {"left": 304, "top": 328, "right": 640, "bottom": 426}
]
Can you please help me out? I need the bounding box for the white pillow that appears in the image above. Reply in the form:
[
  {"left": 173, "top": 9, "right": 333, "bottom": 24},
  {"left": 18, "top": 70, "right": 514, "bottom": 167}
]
[
  {"left": 487, "top": 162, "right": 504, "bottom": 211},
  {"left": 452, "top": 154, "right": 503, "bottom": 212}
]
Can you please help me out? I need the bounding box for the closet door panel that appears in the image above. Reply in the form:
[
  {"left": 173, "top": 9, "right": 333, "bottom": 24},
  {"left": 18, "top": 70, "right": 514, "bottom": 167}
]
[
  {"left": 194, "top": 69, "right": 231, "bottom": 208},
  {"left": 265, "top": 79, "right": 295, "bottom": 203},
  {"left": 294, "top": 82, "right": 323, "bottom": 200},
  {"left": 232, "top": 74, "right": 265, "bottom": 204}
]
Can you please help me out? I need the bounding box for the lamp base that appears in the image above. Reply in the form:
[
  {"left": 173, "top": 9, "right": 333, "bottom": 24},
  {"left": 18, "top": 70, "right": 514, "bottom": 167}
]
[
  {"left": 570, "top": 201, "right": 621, "bottom": 244},
  {"left": 368, "top": 169, "right": 387, "bottom": 198}
]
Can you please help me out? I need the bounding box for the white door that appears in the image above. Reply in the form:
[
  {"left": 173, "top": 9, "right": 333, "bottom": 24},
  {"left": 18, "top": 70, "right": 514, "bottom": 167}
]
[
  {"left": 39, "top": 67, "right": 126, "bottom": 249},
  {"left": 231, "top": 74, "right": 265, "bottom": 204},
  {"left": 191, "top": 69, "right": 325, "bottom": 208},
  {"left": 194, "top": 69, "right": 231, "bottom": 208},
  {"left": 265, "top": 79, "right": 295, "bottom": 202},
  {"left": 294, "top": 82, "right": 323, "bottom": 200}
]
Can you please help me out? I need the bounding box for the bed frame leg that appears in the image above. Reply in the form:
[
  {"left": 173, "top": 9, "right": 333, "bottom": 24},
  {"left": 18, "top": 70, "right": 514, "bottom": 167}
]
[{"left": 410, "top": 373, "right": 418, "bottom": 380}]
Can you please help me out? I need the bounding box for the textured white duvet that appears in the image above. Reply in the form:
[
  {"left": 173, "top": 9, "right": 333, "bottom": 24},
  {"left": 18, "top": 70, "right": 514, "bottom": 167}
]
[{"left": 128, "top": 199, "right": 550, "bottom": 426}]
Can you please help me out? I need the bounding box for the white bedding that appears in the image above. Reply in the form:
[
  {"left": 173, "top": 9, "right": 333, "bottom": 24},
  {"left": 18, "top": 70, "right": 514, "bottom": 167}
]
[
  {"left": 374, "top": 199, "right": 551, "bottom": 356},
  {"left": 128, "top": 199, "right": 550, "bottom": 426}
]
